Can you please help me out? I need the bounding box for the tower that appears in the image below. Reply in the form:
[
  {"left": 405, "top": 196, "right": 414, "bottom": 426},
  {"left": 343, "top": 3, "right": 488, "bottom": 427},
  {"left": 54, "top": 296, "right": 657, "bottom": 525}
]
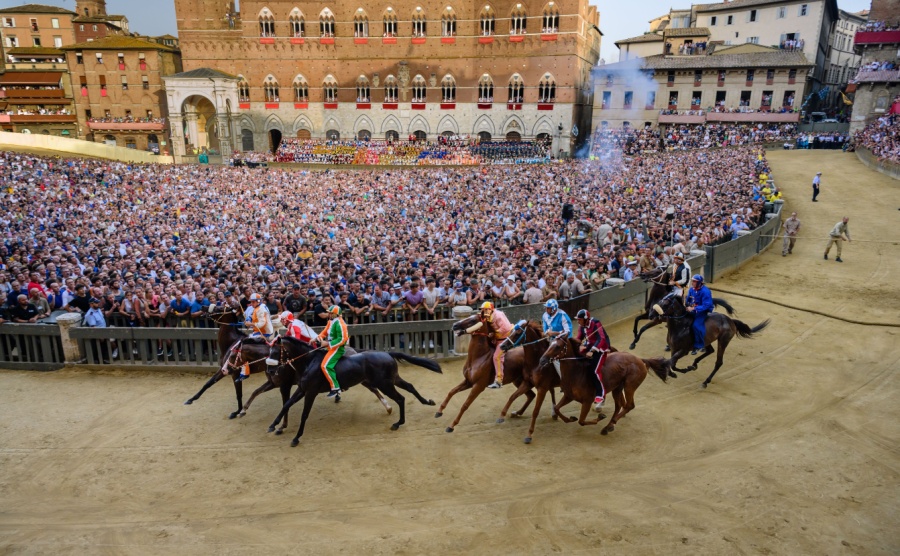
[{"left": 76, "top": 0, "right": 107, "bottom": 18}]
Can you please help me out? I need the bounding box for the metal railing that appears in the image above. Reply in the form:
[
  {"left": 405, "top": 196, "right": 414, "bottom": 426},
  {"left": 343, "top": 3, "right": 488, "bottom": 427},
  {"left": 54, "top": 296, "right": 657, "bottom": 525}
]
[{"left": 0, "top": 323, "right": 65, "bottom": 371}]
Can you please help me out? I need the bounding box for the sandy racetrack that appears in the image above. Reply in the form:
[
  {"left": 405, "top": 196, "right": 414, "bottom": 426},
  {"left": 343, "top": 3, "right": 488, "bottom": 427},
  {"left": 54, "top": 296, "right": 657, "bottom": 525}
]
[{"left": 0, "top": 150, "right": 898, "bottom": 555}]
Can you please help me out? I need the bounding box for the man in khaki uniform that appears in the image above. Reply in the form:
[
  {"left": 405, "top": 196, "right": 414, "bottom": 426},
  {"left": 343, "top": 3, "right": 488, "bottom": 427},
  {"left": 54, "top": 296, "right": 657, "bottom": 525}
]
[
  {"left": 824, "top": 217, "right": 851, "bottom": 262},
  {"left": 782, "top": 212, "right": 801, "bottom": 256}
]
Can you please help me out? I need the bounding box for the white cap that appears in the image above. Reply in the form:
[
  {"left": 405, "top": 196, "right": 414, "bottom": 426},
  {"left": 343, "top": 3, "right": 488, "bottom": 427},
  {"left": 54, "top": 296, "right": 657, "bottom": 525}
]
[
  {"left": 279, "top": 311, "right": 293, "bottom": 321},
  {"left": 249, "top": 293, "right": 261, "bottom": 301}
]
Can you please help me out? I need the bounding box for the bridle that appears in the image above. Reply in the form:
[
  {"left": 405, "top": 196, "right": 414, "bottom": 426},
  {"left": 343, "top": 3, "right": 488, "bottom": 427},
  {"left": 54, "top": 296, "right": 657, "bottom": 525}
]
[{"left": 208, "top": 307, "right": 243, "bottom": 327}]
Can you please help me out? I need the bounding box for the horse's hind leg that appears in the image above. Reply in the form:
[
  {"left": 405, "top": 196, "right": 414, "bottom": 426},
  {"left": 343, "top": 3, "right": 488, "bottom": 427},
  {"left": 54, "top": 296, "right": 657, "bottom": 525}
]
[
  {"left": 630, "top": 313, "right": 645, "bottom": 348},
  {"left": 436, "top": 379, "right": 471, "bottom": 418},
  {"left": 230, "top": 379, "right": 244, "bottom": 419},
  {"left": 269, "top": 387, "right": 304, "bottom": 433},
  {"left": 630, "top": 319, "right": 659, "bottom": 350},
  {"left": 524, "top": 387, "right": 549, "bottom": 444},
  {"left": 512, "top": 381, "right": 536, "bottom": 417},
  {"left": 184, "top": 369, "right": 226, "bottom": 405},
  {"left": 553, "top": 392, "right": 576, "bottom": 423},
  {"left": 363, "top": 381, "right": 392, "bottom": 414},
  {"left": 290, "top": 393, "right": 318, "bottom": 447},
  {"left": 702, "top": 337, "right": 732, "bottom": 388},
  {"left": 447, "top": 383, "right": 487, "bottom": 433},
  {"left": 688, "top": 345, "right": 715, "bottom": 371},
  {"left": 378, "top": 383, "right": 407, "bottom": 431},
  {"left": 395, "top": 376, "right": 435, "bottom": 406},
  {"left": 499, "top": 380, "right": 531, "bottom": 423},
  {"left": 601, "top": 388, "right": 626, "bottom": 434},
  {"left": 239, "top": 380, "right": 274, "bottom": 417},
  {"left": 275, "top": 383, "right": 292, "bottom": 434}
]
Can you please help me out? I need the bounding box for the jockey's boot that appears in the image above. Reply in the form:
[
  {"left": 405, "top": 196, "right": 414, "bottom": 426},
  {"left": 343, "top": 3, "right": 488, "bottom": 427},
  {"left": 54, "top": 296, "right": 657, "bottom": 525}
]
[
  {"left": 488, "top": 381, "right": 502, "bottom": 389},
  {"left": 327, "top": 388, "right": 342, "bottom": 398}
]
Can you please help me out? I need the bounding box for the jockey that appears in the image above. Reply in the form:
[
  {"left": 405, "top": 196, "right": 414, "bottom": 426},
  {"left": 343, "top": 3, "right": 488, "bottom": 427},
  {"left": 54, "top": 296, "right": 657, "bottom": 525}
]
[
  {"left": 315, "top": 305, "right": 348, "bottom": 398},
  {"left": 481, "top": 301, "right": 514, "bottom": 389},
  {"left": 279, "top": 311, "right": 314, "bottom": 343},
  {"left": 575, "top": 309, "right": 611, "bottom": 408},
  {"left": 541, "top": 299, "right": 573, "bottom": 338},
  {"left": 669, "top": 252, "right": 691, "bottom": 297},
  {"left": 686, "top": 274, "right": 714, "bottom": 355},
  {"left": 236, "top": 293, "right": 275, "bottom": 382}
]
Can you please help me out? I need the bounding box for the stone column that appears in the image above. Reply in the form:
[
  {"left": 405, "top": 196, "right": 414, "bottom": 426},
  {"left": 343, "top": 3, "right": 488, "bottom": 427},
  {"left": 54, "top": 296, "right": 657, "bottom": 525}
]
[
  {"left": 169, "top": 114, "right": 185, "bottom": 158},
  {"left": 184, "top": 113, "right": 200, "bottom": 154},
  {"left": 451, "top": 306, "right": 474, "bottom": 355},
  {"left": 56, "top": 313, "right": 84, "bottom": 364}
]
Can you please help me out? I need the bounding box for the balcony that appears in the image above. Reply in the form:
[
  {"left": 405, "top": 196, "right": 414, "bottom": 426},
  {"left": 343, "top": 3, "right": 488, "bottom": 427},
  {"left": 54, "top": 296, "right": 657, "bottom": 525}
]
[
  {"left": 324, "top": 102, "right": 338, "bottom": 109},
  {"left": 658, "top": 112, "right": 706, "bottom": 124},
  {"left": 239, "top": 102, "right": 250, "bottom": 110},
  {"left": 854, "top": 30, "right": 900, "bottom": 45},
  {"left": 382, "top": 103, "right": 398, "bottom": 109},
  {"left": 478, "top": 102, "right": 492, "bottom": 109},
  {"left": 509, "top": 34, "right": 525, "bottom": 43},
  {"left": 537, "top": 103, "right": 554, "bottom": 111},
  {"left": 440, "top": 103, "right": 455, "bottom": 109},
  {"left": 0, "top": 89, "right": 66, "bottom": 101},
  {"left": 356, "top": 102, "right": 371, "bottom": 109},
  {"left": 294, "top": 102, "right": 308, "bottom": 109},
  {"left": 852, "top": 69, "right": 900, "bottom": 83},
  {"left": 319, "top": 37, "right": 335, "bottom": 45},
  {"left": 382, "top": 37, "right": 397, "bottom": 44},
  {"left": 86, "top": 120, "right": 164, "bottom": 131},
  {"left": 479, "top": 36, "right": 494, "bottom": 44},
  {"left": 441, "top": 37, "right": 455, "bottom": 44},
  {"left": 290, "top": 37, "right": 305, "bottom": 44},
  {"left": 706, "top": 111, "right": 799, "bottom": 123},
  {"left": 259, "top": 37, "right": 275, "bottom": 44},
  {"left": 411, "top": 103, "right": 426, "bottom": 110},
  {"left": 540, "top": 33, "right": 558, "bottom": 41},
  {"left": 6, "top": 114, "right": 77, "bottom": 124},
  {"left": 265, "top": 103, "right": 279, "bottom": 109},
  {"left": 507, "top": 102, "right": 522, "bottom": 110},
  {"left": 411, "top": 37, "right": 426, "bottom": 44},
  {"left": 354, "top": 38, "right": 368, "bottom": 44}
]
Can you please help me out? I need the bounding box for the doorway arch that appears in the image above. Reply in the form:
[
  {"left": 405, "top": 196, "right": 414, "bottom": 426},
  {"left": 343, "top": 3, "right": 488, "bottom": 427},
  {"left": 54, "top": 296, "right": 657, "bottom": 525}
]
[
  {"left": 478, "top": 131, "right": 492, "bottom": 142},
  {"left": 326, "top": 129, "right": 340, "bottom": 140},
  {"left": 181, "top": 95, "right": 220, "bottom": 153},
  {"left": 269, "top": 129, "right": 283, "bottom": 153},
  {"left": 241, "top": 129, "right": 255, "bottom": 151},
  {"left": 297, "top": 129, "right": 311, "bottom": 139},
  {"left": 505, "top": 131, "right": 521, "bottom": 141}
]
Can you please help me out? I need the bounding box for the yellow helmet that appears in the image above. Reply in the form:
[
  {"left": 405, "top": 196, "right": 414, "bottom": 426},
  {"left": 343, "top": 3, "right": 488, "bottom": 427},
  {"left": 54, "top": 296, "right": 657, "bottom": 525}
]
[{"left": 480, "top": 301, "right": 494, "bottom": 311}]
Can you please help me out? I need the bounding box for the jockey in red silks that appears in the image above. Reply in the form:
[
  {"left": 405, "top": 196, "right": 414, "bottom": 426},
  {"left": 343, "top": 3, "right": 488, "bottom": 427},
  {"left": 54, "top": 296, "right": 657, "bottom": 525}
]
[{"left": 575, "top": 309, "right": 611, "bottom": 409}]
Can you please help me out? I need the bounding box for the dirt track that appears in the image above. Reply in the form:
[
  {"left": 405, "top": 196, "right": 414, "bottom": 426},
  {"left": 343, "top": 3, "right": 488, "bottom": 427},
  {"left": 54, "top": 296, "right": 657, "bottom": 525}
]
[{"left": 1, "top": 150, "right": 898, "bottom": 555}]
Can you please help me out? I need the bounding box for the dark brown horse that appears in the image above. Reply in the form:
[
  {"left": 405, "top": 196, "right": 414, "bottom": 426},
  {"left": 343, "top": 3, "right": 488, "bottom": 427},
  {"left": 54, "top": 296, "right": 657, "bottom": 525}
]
[
  {"left": 652, "top": 292, "right": 769, "bottom": 388},
  {"left": 540, "top": 336, "right": 669, "bottom": 435},
  {"left": 630, "top": 268, "right": 736, "bottom": 350},
  {"left": 436, "top": 313, "right": 547, "bottom": 432},
  {"left": 498, "top": 320, "right": 561, "bottom": 444},
  {"left": 183, "top": 305, "right": 283, "bottom": 421}
]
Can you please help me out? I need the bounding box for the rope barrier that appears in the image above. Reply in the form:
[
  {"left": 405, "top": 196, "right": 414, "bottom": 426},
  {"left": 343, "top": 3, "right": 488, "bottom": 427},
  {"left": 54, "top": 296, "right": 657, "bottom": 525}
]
[{"left": 758, "top": 234, "right": 900, "bottom": 244}]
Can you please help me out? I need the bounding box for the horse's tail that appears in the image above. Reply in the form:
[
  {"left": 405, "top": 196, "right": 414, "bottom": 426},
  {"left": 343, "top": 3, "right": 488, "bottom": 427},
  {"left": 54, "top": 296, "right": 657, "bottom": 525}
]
[
  {"left": 712, "top": 298, "right": 735, "bottom": 315},
  {"left": 641, "top": 357, "right": 669, "bottom": 383},
  {"left": 734, "top": 318, "right": 771, "bottom": 339},
  {"left": 388, "top": 352, "right": 443, "bottom": 374}
]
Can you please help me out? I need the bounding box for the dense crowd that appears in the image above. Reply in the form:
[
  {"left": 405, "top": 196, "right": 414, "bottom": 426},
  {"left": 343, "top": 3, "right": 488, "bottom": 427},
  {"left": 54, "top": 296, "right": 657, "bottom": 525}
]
[
  {"left": 852, "top": 113, "right": 900, "bottom": 163},
  {"left": 662, "top": 124, "right": 798, "bottom": 150},
  {"left": 273, "top": 138, "right": 550, "bottom": 165},
  {"left": 0, "top": 143, "right": 773, "bottom": 327}
]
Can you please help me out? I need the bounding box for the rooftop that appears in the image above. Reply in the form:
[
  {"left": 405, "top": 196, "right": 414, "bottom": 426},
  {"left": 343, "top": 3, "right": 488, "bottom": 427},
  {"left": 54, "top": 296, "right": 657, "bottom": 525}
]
[
  {"left": 663, "top": 27, "right": 711, "bottom": 38},
  {"left": 601, "top": 50, "right": 813, "bottom": 72},
  {"left": 167, "top": 68, "right": 238, "bottom": 80},
  {"left": 7, "top": 46, "right": 65, "bottom": 57},
  {"left": 0, "top": 3, "right": 75, "bottom": 15},
  {"left": 60, "top": 36, "right": 178, "bottom": 52},
  {"left": 616, "top": 33, "right": 665, "bottom": 45}
]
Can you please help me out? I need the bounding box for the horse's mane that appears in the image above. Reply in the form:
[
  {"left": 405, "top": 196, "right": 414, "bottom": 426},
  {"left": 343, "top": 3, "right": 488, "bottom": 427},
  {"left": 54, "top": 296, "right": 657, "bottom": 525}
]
[{"left": 282, "top": 336, "right": 311, "bottom": 349}]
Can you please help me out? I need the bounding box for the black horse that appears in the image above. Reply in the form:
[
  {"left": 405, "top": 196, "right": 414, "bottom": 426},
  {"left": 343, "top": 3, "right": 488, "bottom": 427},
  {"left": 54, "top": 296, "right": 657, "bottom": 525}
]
[
  {"left": 630, "top": 269, "right": 736, "bottom": 350},
  {"left": 267, "top": 339, "right": 442, "bottom": 446},
  {"left": 653, "top": 293, "right": 770, "bottom": 388}
]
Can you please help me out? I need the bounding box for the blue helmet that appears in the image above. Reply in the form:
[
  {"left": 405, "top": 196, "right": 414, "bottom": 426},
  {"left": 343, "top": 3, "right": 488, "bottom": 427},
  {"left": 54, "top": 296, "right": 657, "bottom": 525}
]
[
  {"left": 545, "top": 299, "right": 558, "bottom": 312},
  {"left": 691, "top": 274, "right": 704, "bottom": 284}
]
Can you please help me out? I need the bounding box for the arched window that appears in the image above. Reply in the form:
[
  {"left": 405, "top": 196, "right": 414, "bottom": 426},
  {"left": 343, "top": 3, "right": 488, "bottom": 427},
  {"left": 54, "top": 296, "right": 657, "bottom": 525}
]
[
  {"left": 508, "top": 74, "right": 524, "bottom": 103},
  {"left": 480, "top": 6, "right": 495, "bottom": 36},
  {"left": 353, "top": 8, "right": 368, "bottom": 37},
  {"left": 442, "top": 6, "right": 457, "bottom": 37},
  {"left": 238, "top": 76, "right": 250, "bottom": 102},
  {"left": 411, "top": 75, "right": 427, "bottom": 103},
  {"left": 258, "top": 7, "right": 275, "bottom": 37},
  {"left": 293, "top": 75, "right": 309, "bottom": 102},
  {"left": 539, "top": 73, "right": 556, "bottom": 103},
  {"left": 441, "top": 74, "right": 456, "bottom": 103},
  {"left": 412, "top": 7, "right": 427, "bottom": 37},
  {"left": 289, "top": 8, "right": 305, "bottom": 37},
  {"left": 542, "top": 3, "right": 559, "bottom": 33},
  {"left": 356, "top": 75, "right": 370, "bottom": 102},
  {"left": 383, "top": 8, "right": 397, "bottom": 37},
  {"left": 384, "top": 75, "right": 398, "bottom": 102},
  {"left": 478, "top": 74, "right": 494, "bottom": 103},
  {"left": 323, "top": 75, "right": 338, "bottom": 103},
  {"left": 319, "top": 8, "right": 335, "bottom": 37},
  {"left": 264, "top": 75, "right": 280, "bottom": 102},
  {"left": 510, "top": 4, "right": 527, "bottom": 35}
]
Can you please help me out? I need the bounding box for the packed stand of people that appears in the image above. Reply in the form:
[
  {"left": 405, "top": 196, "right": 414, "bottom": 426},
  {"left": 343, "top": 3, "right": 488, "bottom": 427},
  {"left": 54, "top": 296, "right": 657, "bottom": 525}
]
[
  {"left": 851, "top": 113, "right": 900, "bottom": 163},
  {"left": 793, "top": 132, "right": 849, "bottom": 150},
  {"left": 662, "top": 123, "right": 798, "bottom": 150},
  {"left": 273, "top": 138, "right": 549, "bottom": 165},
  {"left": 589, "top": 126, "right": 662, "bottom": 157}
]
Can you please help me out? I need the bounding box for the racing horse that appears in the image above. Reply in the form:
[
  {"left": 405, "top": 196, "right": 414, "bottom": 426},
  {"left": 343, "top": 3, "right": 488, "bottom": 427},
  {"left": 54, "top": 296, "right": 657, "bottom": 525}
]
[
  {"left": 436, "top": 313, "right": 552, "bottom": 433},
  {"left": 652, "top": 292, "right": 770, "bottom": 388},
  {"left": 183, "top": 304, "right": 280, "bottom": 420},
  {"left": 630, "top": 268, "right": 736, "bottom": 350},
  {"left": 540, "top": 336, "right": 669, "bottom": 436},
  {"left": 267, "top": 339, "right": 442, "bottom": 446},
  {"left": 497, "top": 320, "right": 562, "bottom": 444}
]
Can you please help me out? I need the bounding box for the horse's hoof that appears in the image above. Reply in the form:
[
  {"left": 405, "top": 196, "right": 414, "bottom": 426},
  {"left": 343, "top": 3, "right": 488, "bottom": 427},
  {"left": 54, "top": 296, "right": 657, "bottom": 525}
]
[
  {"left": 701, "top": 382, "right": 708, "bottom": 389},
  {"left": 601, "top": 428, "right": 610, "bottom": 435},
  {"left": 598, "top": 413, "right": 607, "bottom": 421},
  {"left": 688, "top": 365, "right": 698, "bottom": 372},
  {"left": 524, "top": 437, "right": 532, "bottom": 444},
  {"left": 552, "top": 414, "right": 559, "bottom": 421},
  {"left": 275, "top": 429, "right": 283, "bottom": 436},
  {"left": 445, "top": 427, "right": 454, "bottom": 433},
  {"left": 228, "top": 412, "right": 239, "bottom": 419},
  {"left": 668, "top": 371, "right": 678, "bottom": 378},
  {"left": 390, "top": 423, "right": 400, "bottom": 431},
  {"left": 290, "top": 439, "right": 299, "bottom": 447},
  {"left": 629, "top": 343, "right": 637, "bottom": 350},
  {"left": 184, "top": 399, "right": 194, "bottom": 405},
  {"left": 267, "top": 426, "right": 275, "bottom": 433},
  {"left": 426, "top": 400, "right": 436, "bottom": 406},
  {"left": 496, "top": 417, "right": 505, "bottom": 424},
  {"left": 434, "top": 412, "right": 443, "bottom": 418},
  {"left": 238, "top": 411, "right": 246, "bottom": 418},
  {"left": 334, "top": 394, "right": 341, "bottom": 403}
]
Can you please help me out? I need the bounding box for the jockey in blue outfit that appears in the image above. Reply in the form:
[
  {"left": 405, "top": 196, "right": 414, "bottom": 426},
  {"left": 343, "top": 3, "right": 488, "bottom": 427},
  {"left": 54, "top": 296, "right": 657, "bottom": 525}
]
[
  {"left": 541, "top": 299, "right": 573, "bottom": 338},
  {"left": 685, "top": 274, "right": 714, "bottom": 355}
]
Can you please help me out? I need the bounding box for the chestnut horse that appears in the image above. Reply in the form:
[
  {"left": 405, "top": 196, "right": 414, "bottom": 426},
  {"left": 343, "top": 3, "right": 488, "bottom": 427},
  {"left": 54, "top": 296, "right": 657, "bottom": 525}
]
[
  {"left": 436, "top": 313, "right": 552, "bottom": 432},
  {"left": 539, "top": 336, "right": 669, "bottom": 436},
  {"left": 652, "top": 292, "right": 770, "bottom": 388},
  {"left": 498, "top": 320, "right": 562, "bottom": 444}
]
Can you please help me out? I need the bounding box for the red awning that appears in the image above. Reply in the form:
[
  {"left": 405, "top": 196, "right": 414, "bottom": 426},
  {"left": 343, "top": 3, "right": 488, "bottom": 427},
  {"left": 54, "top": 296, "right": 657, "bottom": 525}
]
[{"left": 0, "top": 72, "right": 62, "bottom": 86}]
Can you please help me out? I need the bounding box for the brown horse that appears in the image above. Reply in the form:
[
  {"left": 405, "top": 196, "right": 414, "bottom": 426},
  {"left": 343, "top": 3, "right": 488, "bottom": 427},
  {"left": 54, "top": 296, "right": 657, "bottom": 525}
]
[
  {"left": 498, "top": 320, "right": 561, "bottom": 444},
  {"left": 539, "top": 336, "right": 669, "bottom": 436},
  {"left": 652, "top": 292, "right": 770, "bottom": 388},
  {"left": 436, "top": 313, "right": 548, "bottom": 432},
  {"left": 630, "top": 269, "right": 736, "bottom": 350}
]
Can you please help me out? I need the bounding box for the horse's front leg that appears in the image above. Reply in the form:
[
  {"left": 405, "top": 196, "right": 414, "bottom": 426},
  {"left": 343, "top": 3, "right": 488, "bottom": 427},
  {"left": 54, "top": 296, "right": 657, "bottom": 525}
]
[
  {"left": 668, "top": 347, "right": 691, "bottom": 374},
  {"left": 630, "top": 313, "right": 646, "bottom": 349},
  {"left": 184, "top": 368, "right": 226, "bottom": 405},
  {"left": 498, "top": 380, "right": 531, "bottom": 423},
  {"left": 239, "top": 379, "right": 275, "bottom": 417},
  {"left": 229, "top": 378, "right": 244, "bottom": 419}
]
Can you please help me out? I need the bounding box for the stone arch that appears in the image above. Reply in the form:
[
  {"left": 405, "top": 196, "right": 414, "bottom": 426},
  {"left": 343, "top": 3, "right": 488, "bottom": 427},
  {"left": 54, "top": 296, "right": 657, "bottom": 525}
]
[
  {"left": 472, "top": 114, "right": 496, "bottom": 135},
  {"left": 437, "top": 114, "right": 459, "bottom": 135},
  {"left": 264, "top": 113, "right": 284, "bottom": 132},
  {"left": 292, "top": 114, "right": 313, "bottom": 135},
  {"left": 323, "top": 116, "right": 341, "bottom": 134},
  {"left": 501, "top": 114, "right": 526, "bottom": 135},
  {"left": 380, "top": 114, "right": 401, "bottom": 134},
  {"left": 531, "top": 115, "right": 554, "bottom": 136},
  {"left": 354, "top": 114, "right": 375, "bottom": 134},
  {"left": 408, "top": 114, "right": 430, "bottom": 134},
  {"left": 239, "top": 114, "right": 256, "bottom": 132}
]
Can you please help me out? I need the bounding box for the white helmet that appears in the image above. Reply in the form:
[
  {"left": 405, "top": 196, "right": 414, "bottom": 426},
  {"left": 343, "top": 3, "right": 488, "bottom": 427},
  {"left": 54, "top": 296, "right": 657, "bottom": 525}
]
[
  {"left": 279, "top": 311, "right": 294, "bottom": 323},
  {"left": 249, "top": 293, "right": 261, "bottom": 301}
]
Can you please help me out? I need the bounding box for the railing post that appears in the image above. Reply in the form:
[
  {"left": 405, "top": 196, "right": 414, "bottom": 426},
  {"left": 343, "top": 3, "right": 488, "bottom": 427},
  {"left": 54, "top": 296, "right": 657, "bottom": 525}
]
[
  {"left": 56, "top": 313, "right": 84, "bottom": 364},
  {"left": 450, "top": 306, "right": 473, "bottom": 355}
]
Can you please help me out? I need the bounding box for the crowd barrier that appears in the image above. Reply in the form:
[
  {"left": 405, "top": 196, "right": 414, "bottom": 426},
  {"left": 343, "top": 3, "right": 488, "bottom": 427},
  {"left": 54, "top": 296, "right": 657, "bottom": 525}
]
[
  {"left": 855, "top": 147, "right": 900, "bottom": 180},
  {"left": 0, "top": 131, "right": 174, "bottom": 164},
  {"left": 703, "top": 202, "right": 783, "bottom": 282},
  {"left": 0, "top": 323, "right": 65, "bottom": 371}
]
